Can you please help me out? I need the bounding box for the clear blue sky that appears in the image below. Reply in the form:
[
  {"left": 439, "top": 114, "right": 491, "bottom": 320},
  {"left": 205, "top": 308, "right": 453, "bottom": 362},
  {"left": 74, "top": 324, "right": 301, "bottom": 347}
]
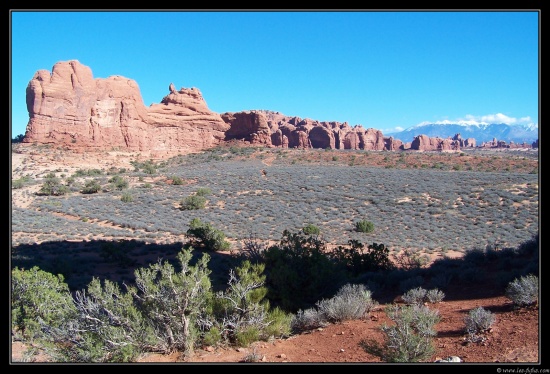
[{"left": 10, "top": 10, "right": 540, "bottom": 137}]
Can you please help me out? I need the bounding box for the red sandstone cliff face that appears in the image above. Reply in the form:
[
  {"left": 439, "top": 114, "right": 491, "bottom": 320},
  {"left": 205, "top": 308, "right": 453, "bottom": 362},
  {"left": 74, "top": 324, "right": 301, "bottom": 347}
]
[
  {"left": 24, "top": 60, "right": 229, "bottom": 153},
  {"left": 23, "top": 60, "right": 473, "bottom": 154}
]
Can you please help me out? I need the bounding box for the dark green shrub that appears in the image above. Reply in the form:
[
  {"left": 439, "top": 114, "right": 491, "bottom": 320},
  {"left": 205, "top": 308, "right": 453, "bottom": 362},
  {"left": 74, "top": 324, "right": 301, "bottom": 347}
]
[
  {"left": 302, "top": 224, "right": 320, "bottom": 236},
  {"left": 180, "top": 195, "right": 207, "bottom": 210},
  {"left": 171, "top": 176, "right": 184, "bottom": 185},
  {"left": 330, "top": 240, "right": 394, "bottom": 274},
  {"left": 263, "top": 230, "right": 345, "bottom": 312},
  {"left": 81, "top": 179, "right": 101, "bottom": 194},
  {"left": 186, "top": 218, "right": 230, "bottom": 251},
  {"left": 37, "top": 175, "right": 69, "bottom": 196},
  {"left": 354, "top": 219, "right": 375, "bottom": 233},
  {"left": 11, "top": 267, "right": 77, "bottom": 340},
  {"left": 108, "top": 175, "right": 129, "bottom": 190}
]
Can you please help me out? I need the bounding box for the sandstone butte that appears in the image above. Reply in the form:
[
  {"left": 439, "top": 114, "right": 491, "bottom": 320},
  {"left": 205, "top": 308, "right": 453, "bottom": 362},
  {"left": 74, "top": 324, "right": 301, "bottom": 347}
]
[{"left": 23, "top": 60, "right": 477, "bottom": 155}]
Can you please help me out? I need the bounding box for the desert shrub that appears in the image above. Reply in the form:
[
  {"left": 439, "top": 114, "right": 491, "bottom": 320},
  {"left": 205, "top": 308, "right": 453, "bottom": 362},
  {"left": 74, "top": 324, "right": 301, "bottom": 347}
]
[
  {"left": 425, "top": 289, "right": 445, "bottom": 304},
  {"left": 128, "top": 249, "right": 213, "bottom": 357},
  {"left": 201, "top": 325, "right": 223, "bottom": 347},
  {"left": 41, "top": 278, "right": 151, "bottom": 362},
  {"left": 186, "top": 218, "right": 231, "bottom": 251},
  {"left": 171, "top": 176, "right": 184, "bottom": 185},
  {"left": 180, "top": 194, "right": 207, "bottom": 210},
  {"left": 464, "top": 307, "right": 496, "bottom": 340},
  {"left": 360, "top": 304, "right": 440, "bottom": 362},
  {"left": 393, "top": 248, "right": 430, "bottom": 270},
  {"left": 302, "top": 224, "right": 320, "bottom": 236},
  {"left": 291, "top": 307, "right": 327, "bottom": 332},
  {"left": 263, "top": 230, "right": 345, "bottom": 312},
  {"left": 505, "top": 274, "right": 538, "bottom": 307},
  {"left": 315, "top": 283, "right": 378, "bottom": 322},
  {"left": 263, "top": 307, "right": 293, "bottom": 339},
  {"left": 131, "top": 159, "right": 157, "bottom": 174},
  {"left": 11, "top": 266, "right": 77, "bottom": 341},
  {"left": 195, "top": 187, "right": 212, "bottom": 196},
  {"left": 241, "top": 346, "right": 264, "bottom": 363},
  {"left": 401, "top": 287, "right": 427, "bottom": 305},
  {"left": 37, "top": 175, "right": 69, "bottom": 196},
  {"left": 73, "top": 168, "right": 103, "bottom": 177},
  {"left": 330, "top": 240, "right": 395, "bottom": 274},
  {"left": 235, "top": 326, "right": 261, "bottom": 348},
  {"left": 200, "top": 260, "right": 291, "bottom": 347},
  {"left": 108, "top": 175, "right": 129, "bottom": 190},
  {"left": 121, "top": 192, "right": 134, "bottom": 203},
  {"left": 81, "top": 179, "right": 101, "bottom": 194},
  {"left": 12, "top": 176, "right": 31, "bottom": 189},
  {"left": 354, "top": 219, "right": 375, "bottom": 233}
]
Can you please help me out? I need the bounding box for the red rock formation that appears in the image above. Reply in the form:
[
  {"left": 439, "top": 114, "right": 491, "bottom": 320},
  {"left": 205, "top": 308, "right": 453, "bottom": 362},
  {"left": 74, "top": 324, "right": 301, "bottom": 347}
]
[
  {"left": 221, "top": 110, "right": 394, "bottom": 151},
  {"left": 410, "top": 134, "right": 461, "bottom": 151},
  {"left": 24, "top": 60, "right": 229, "bottom": 153}
]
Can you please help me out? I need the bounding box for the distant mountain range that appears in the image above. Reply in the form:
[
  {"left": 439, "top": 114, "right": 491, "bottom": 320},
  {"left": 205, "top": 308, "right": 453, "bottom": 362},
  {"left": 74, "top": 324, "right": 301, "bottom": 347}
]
[{"left": 385, "top": 122, "right": 539, "bottom": 144}]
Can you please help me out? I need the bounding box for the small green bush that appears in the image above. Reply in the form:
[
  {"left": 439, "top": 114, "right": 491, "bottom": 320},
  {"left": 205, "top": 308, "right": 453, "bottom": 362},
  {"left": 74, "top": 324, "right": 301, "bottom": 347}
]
[
  {"left": 180, "top": 195, "right": 207, "bottom": 210},
  {"left": 235, "top": 326, "right": 261, "bottom": 348},
  {"left": 171, "top": 176, "right": 183, "bottom": 185},
  {"left": 108, "top": 175, "right": 129, "bottom": 190},
  {"left": 37, "top": 175, "right": 69, "bottom": 196},
  {"left": 354, "top": 219, "right": 375, "bottom": 233},
  {"left": 302, "top": 224, "right": 320, "bottom": 236},
  {"left": 11, "top": 267, "right": 77, "bottom": 340},
  {"left": 81, "top": 179, "right": 101, "bottom": 194},
  {"left": 195, "top": 187, "right": 212, "bottom": 196},
  {"left": 186, "top": 218, "right": 230, "bottom": 251},
  {"left": 121, "top": 192, "right": 134, "bottom": 203}
]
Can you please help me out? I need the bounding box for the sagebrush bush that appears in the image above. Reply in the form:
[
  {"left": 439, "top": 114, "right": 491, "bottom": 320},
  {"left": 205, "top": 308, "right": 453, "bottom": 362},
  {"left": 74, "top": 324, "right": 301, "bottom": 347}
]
[
  {"left": 316, "top": 283, "right": 378, "bottom": 322},
  {"left": 361, "top": 304, "right": 440, "bottom": 362},
  {"left": 401, "top": 287, "right": 427, "bottom": 305},
  {"left": 425, "top": 289, "right": 445, "bottom": 304},
  {"left": 291, "top": 308, "right": 328, "bottom": 332},
  {"left": 464, "top": 306, "right": 496, "bottom": 336},
  {"left": 505, "top": 274, "right": 538, "bottom": 307}
]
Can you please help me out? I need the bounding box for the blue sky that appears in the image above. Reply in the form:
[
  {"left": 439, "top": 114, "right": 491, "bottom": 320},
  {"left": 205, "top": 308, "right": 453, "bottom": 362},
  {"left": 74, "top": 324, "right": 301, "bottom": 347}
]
[{"left": 10, "top": 10, "right": 539, "bottom": 137}]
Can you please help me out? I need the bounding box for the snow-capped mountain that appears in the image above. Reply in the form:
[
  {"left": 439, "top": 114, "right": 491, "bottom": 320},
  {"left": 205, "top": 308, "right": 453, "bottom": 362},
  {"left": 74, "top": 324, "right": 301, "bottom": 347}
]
[{"left": 385, "top": 122, "right": 539, "bottom": 144}]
